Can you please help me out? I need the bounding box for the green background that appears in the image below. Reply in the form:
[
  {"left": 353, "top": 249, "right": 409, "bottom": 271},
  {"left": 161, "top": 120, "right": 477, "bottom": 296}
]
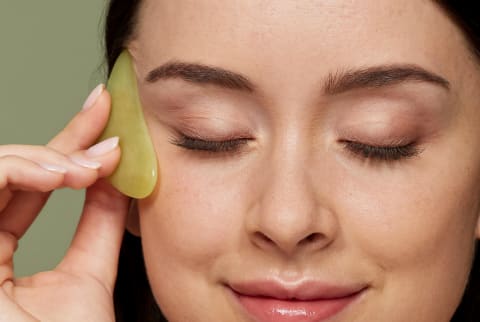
[{"left": 0, "top": 1, "right": 108, "bottom": 276}]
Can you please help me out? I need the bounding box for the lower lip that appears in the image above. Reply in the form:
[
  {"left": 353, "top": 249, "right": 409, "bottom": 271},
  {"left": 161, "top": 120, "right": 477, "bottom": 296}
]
[{"left": 233, "top": 290, "right": 363, "bottom": 322}]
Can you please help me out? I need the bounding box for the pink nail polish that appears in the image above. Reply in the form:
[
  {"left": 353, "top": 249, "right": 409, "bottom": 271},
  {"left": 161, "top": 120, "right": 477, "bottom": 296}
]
[
  {"left": 39, "top": 163, "right": 68, "bottom": 174},
  {"left": 70, "top": 156, "right": 102, "bottom": 169},
  {"left": 82, "top": 84, "right": 104, "bottom": 110},
  {"left": 86, "top": 137, "right": 120, "bottom": 157}
]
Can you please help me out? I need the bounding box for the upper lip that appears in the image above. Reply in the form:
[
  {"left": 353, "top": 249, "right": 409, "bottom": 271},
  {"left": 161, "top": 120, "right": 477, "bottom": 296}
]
[{"left": 228, "top": 279, "right": 368, "bottom": 301}]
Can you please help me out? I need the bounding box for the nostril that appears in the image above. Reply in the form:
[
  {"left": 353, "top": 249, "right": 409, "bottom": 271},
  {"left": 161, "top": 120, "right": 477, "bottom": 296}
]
[
  {"left": 253, "top": 232, "right": 275, "bottom": 247},
  {"left": 301, "top": 233, "right": 323, "bottom": 244},
  {"left": 298, "top": 232, "right": 333, "bottom": 251}
]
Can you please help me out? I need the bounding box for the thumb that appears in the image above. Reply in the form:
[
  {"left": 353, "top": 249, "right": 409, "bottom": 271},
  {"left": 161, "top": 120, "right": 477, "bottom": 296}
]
[{"left": 56, "top": 179, "right": 129, "bottom": 292}]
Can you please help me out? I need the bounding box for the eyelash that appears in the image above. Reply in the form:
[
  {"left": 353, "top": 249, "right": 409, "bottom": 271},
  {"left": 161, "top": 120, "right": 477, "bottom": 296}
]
[
  {"left": 170, "top": 134, "right": 251, "bottom": 154},
  {"left": 171, "top": 134, "right": 420, "bottom": 162},
  {"left": 341, "top": 140, "right": 420, "bottom": 161}
]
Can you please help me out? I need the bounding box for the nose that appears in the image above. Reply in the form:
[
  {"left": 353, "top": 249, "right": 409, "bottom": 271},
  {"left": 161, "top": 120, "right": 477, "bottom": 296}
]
[{"left": 246, "top": 137, "right": 338, "bottom": 257}]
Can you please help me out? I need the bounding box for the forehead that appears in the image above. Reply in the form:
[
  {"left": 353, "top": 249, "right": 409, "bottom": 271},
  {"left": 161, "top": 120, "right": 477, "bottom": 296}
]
[{"left": 131, "top": 0, "right": 468, "bottom": 93}]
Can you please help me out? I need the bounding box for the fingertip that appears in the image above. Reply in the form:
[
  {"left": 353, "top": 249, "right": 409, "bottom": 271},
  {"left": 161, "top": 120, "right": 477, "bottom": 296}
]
[
  {"left": 100, "top": 145, "right": 122, "bottom": 175},
  {"left": 48, "top": 86, "right": 112, "bottom": 152},
  {"left": 38, "top": 162, "right": 68, "bottom": 174},
  {"left": 82, "top": 84, "right": 105, "bottom": 111},
  {"left": 36, "top": 167, "right": 66, "bottom": 192},
  {"left": 92, "top": 85, "right": 111, "bottom": 113},
  {"left": 60, "top": 146, "right": 121, "bottom": 189}
]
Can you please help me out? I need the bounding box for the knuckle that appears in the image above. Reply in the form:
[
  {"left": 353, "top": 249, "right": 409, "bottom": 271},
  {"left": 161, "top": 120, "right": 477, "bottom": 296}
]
[{"left": 0, "top": 156, "right": 17, "bottom": 187}]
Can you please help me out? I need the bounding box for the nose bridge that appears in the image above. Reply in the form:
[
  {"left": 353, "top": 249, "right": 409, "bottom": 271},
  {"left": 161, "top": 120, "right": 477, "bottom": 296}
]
[
  {"left": 247, "top": 125, "right": 337, "bottom": 255},
  {"left": 265, "top": 132, "right": 313, "bottom": 218}
]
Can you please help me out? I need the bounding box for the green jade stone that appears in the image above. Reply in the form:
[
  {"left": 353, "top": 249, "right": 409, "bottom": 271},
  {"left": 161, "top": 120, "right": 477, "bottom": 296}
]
[{"left": 97, "top": 50, "right": 158, "bottom": 198}]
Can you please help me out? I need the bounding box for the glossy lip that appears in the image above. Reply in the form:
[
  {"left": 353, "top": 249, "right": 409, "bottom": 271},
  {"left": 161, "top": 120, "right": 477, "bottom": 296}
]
[{"left": 227, "top": 280, "right": 368, "bottom": 322}]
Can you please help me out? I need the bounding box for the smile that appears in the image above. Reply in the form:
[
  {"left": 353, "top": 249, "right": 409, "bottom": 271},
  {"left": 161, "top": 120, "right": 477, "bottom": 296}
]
[{"left": 228, "top": 279, "right": 368, "bottom": 322}]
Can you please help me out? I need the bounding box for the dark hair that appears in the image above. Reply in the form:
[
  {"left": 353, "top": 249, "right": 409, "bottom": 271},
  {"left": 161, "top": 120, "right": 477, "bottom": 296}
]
[
  {"left": 105, "top": 1, "right": 480, "bottom": 321},
  {"left": 436, "top": 1, "right": 480, "bottom": 59},
  {"left": 105, "top": 2, "right": 165, "bottom": 320}
]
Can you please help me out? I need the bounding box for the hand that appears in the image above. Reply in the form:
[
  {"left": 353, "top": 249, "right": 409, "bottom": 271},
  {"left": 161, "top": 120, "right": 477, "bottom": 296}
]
[{"left": 0, "top": 86, "right": 130, "bottom": 322}]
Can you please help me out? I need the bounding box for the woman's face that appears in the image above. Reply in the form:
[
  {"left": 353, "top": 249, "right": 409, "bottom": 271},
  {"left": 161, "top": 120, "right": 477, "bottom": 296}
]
[{"left": 129, "top": 1, "right": 480, "bottom": 321}]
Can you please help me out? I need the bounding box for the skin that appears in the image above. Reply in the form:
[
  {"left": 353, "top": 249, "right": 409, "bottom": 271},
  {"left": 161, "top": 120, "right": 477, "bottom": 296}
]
[
  {"left": 125, "top": 0, "right": 480, "bottom": 321},
  {"left": 0, "top": 89, "right": 130, "bottom": 321},
  {"left": 1, "top": 1, "right": 479, "bottom": 322}
]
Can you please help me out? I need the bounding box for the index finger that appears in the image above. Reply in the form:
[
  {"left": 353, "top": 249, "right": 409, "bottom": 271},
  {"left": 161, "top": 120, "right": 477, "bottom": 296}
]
[
  {"left": 0, "top": 86, "right": 113, "bottom": 239},
  {"left": 47, "top": 85, "right": 111, "bottom": 154}
]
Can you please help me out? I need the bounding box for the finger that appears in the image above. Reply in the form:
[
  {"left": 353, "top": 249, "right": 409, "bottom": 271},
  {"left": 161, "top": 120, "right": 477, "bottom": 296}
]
[
  {"left": 4, "top": 87, "right": 113, "bottom": 241},
  {"left": 67, "top": 136, "right": 121, "bottom": 183},
  {"left": 0, "top": 192, "right": 50, "bottom": 240},
  {"left": 0, "top": 138, "right": 120, "bottom": 190},
  {"left": 0, "top": 232, "right": 17, "bottom": 284},
  {"left": 0, "top": 233, "right": 26, "bottom": 320},
  {"left": 48, "top": 85, "right": 111, "bottom": 154},
  {"left": 0, "top": 143, "right": 104, "bottom": 171},
  {"left": 0, "top": 155, "right": 65, "bottom": 193},
  {"left": 0, "top": 145, "right": 78, "bottom": 191},
  {"left": 0, "top": 156, "right": 65, "bottom": 238},
  {"left": 56, "top": 179, "right": 129, "bottom": 292},
  {"left": 0, "top": 188, "right": 13, "bottom": 211},
  {"left": 0, "top": 145, "right": 121, "bottom": 238}
]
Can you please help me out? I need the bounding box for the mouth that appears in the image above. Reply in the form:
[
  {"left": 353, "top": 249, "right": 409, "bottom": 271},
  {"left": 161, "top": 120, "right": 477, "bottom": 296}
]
[{"left": 227, "top": 280, "right": 368, "bottom": 322}]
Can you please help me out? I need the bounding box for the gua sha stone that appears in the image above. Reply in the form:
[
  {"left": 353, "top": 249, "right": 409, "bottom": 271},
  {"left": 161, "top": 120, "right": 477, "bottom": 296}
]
[{"left": 97, "top": 50, "right": 158, "bottom": 198}]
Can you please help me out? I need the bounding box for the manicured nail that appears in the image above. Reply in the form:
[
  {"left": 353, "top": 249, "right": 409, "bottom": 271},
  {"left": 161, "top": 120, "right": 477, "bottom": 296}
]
[
  {"left": 39, "top": 163, "right": 68, "bottom": 174},
  {"left": 70, "top": 156, "right": 102, "bottom": 169},
  {"left": 86, "top": 137, "right": 119, "bottom": 157},
  {"left": 82, "top": 84, "right": 104, "bottom": 110}
]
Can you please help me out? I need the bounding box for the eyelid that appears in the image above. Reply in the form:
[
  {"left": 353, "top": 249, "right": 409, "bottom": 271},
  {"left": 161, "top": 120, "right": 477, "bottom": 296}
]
[
  {"left": 341, "top": 140, "right": 421, "bottom": 161},
  {"left": 170, "top": 132, "right": 252, "bottom": 154},
  {"left": 172, "top": 122, "right": 254, "bottom": 142},
  {"left": 169, "top": 125, "right": 421, "bottom": 162}
]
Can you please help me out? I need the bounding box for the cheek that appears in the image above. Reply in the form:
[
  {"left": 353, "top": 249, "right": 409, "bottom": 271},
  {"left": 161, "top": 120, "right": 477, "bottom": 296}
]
[
  {"left": 138, "top": 154, "right": 250, "bottom": 269},
  {"left": 333, "top": 138, "right": 480, "bottom": 273},
  {"left": 136, "top": 116, "right": 254, "bottom": 269},
  {"left": 137, "top": 152, "right": 254, "bottom": 320},
  {"left": 325, "top": 137, "right": 480, "bottom": 318}
]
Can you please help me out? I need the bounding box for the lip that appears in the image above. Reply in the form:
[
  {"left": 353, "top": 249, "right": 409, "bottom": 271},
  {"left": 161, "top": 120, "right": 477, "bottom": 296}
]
[{"left": 228, "top": 280, "right": 367, "bottom": 322}]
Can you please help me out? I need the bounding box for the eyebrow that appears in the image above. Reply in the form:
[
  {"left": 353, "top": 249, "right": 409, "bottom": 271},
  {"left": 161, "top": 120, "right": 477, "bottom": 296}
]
[
  {"left": 323, "top": 64, "right": 450, "bottom": 95},
  {"left": 145, "top": 61, "right": 450, "bottom": 95},
  {"left": 145, "top": 60, "right": 255, "bottom": 92}
]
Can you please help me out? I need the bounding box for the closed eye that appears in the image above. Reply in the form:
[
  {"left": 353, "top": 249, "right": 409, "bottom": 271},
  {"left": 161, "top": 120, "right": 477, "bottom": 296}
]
[
  {"left": 170, "top": 133, "right": 251, "bottom": 154},
  {"left": 171, "top": 134, "right": 421, "bottom": 161},
  {"left": 342, "top": 140, "right": 421, "bottom": 161}
]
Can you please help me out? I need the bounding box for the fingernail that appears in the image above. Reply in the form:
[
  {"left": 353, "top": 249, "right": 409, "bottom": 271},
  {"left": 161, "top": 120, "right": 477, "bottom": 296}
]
[
  {"left": 39, "top": 163, "right": 68, "bottom": 174},
  {"left": 86, "top": 137, "right": 119, "bottom": 157},
  {"left": 70, "top": 156, "right": 102, "bottom": 169},
  {"left": 82, "top": 84, "right": 104, "bottom": 110}
]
